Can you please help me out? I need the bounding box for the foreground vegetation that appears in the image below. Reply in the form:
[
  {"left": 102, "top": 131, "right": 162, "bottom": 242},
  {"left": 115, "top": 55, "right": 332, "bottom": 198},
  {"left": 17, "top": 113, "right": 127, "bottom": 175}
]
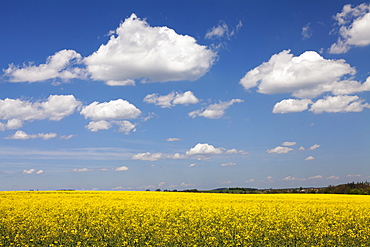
[{"left": 1, "top": 191, "right": 370, "bottom": 246}]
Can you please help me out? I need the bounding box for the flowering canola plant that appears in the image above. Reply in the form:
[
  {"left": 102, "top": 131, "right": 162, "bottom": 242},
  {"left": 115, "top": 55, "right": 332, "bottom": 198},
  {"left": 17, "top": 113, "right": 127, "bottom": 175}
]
[{"left": 0, "top": 191, "right": 370, "bottom": 246}]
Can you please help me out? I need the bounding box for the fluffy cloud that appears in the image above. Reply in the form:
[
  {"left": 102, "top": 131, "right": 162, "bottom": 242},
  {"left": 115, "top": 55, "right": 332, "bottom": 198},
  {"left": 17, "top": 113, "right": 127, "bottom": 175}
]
[
  {"left": 188, "top": 99, "right": 243, "bottom": 119},
  {"left": 239, "top": 50, "right": 370, "bottom": 98},
  {"left": 0, "top": 119, "right": 23, "bottom": 131},
  {"left": 167, "top": 153, "right": 186, "bottom": 159},
  {"left": 22, "top": 169, "right": 44, "bottom": 174},
  {"left": 266, "top": 146, "right": 293, "bottom": 154},
  {"left": 80, "top": 99, "right": 141, "bottom": 120},
  {"left": 114, "top": 121, "right": 136, "bottom": 134},
  {"left": 5, "top": 130, "right": 57, "bottom": 140},
  {"left": 84, "top": 14, "right": 216, "bottom": 84},
  {"left": 186, "top": 143, "right": 224, "bottom": 156},
  {"left": 86, "top": 120, "right": 112, "bottom": 132},
  {"left": 4, "top": 50, "right": 86, "bottom": 83},
  {"left": 131, "top": 152, "right": 163, "bottom": 161},
  {"left": 144, "top": 91, "right": 199, "bottom": 108},
  {"left": 329, "top": 3, "right": 370, "bottom": 53},
  {"left": 281, "top": 141, "right": 297, "bottom": 146},
  {"left": 310, "top": 95, "right": 370, "bottom": 113},
  {"left": 0, "top": 95, "right": 82, "bottom": 122},
  {"left": 115, "top": 166, "right": 129, "bottom": 171},
  {"left": 273, "top": 99, "right": 313, "bottom": 113}
]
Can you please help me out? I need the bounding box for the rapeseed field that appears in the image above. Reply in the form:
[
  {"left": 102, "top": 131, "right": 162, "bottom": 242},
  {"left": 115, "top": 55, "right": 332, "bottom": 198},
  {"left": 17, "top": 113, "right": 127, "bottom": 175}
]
[{"left": 0, "top": 191, "right": 369, "bottom": 246}]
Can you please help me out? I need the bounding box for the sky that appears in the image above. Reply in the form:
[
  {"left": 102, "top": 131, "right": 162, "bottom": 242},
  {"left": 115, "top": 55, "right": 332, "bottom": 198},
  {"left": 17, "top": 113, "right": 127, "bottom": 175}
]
[{"left": 0, "top": 0, "right": 369, "bottom": 191}]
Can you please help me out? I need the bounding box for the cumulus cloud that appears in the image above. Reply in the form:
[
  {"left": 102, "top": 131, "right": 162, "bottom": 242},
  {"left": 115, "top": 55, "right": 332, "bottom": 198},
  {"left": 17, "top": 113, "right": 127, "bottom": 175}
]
[
  {"left": 186, "top": 143, "right": 224, "bottom": 156},
  {"left": 0, "top": 119, "right": 23, "bottom": 131},
  {"left": 267, "top": 146, "right": 293, "bottom": 154},
  {"left": 5, "top": 130, "right": 57, "bottom": 140},
  {"left": 301, "top": 23, "right": 313, "bottom": 39},
  {"left": 4, "top": 49, "right": 86, "bottom": 83},
  {"left": 0, "top": 95, "right": 82, "bottom": 122},
  {"left": 144, "top": 91, "right": 199, "bottom": 108},
  {"left": 114, "top": 121, "right": 136, "bottom": 134},
  {"left": 273, "top": 99, "right": 313, "bottom": 113},
  {"left": 329, "top": 3, "right": 370, "bottom": 54},
  {"left": 310, "top": 95, "right": 370, "bottom": 113},
  {"left": 80, "top": 99, "right": 141, "bottom": 121},
  {"left": 281, "top": 141, "right": 297, "bottom": 146},
  {"left": 188, "top": 99, "right": 243, "bottom": 119},
  {"left": 115, "top": 166, "right": 129, "bottom": 171},
  {"left": 131, "top": 152, "right": 163, "bottom": 161},
  {"left": 167, "top": 153, "right": 186, "bottom": 159},
  {"left": 238, "top": 50, "right": 370, "bottom": 98},
  {"left": 22, "top": 169, "right": 44, "bottom": 174},
  {"left": 309, "top": 144, "right": 320, "bottom": 150},
  {"left": 283, "top": 176, "right": 304, "bottom": 181},
  {"left": 305, "top": 156, "right": 315, "bottom": 161},
  {"left": 86, "top": 120, "right": 111, "bottom": 132},
  {"left": 84, "top": 14, "right": 216, "bottom": 84}
]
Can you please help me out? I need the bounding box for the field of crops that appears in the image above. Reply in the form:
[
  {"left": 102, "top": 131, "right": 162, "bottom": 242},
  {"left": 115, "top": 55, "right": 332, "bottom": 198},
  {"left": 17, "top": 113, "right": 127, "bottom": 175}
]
[{"left": 0, "top": 191, "right": 369, "bottom": 246}]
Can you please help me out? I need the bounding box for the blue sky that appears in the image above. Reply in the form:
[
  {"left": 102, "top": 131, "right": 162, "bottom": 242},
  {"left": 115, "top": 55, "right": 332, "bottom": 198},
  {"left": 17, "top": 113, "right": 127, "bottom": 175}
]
[{"left": 0, "top": 0, "right": 369, "bottom": 191}]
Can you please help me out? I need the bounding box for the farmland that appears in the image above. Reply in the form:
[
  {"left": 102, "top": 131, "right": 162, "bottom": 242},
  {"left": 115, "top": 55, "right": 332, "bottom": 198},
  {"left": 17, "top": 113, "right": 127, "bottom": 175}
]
[{"left": 1, "top": 191, "right": 370, "bottom": 246}]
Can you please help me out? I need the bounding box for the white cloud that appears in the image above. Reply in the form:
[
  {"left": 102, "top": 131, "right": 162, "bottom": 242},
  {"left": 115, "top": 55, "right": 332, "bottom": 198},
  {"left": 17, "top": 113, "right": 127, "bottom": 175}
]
[
  {"left": 225, "top": 148, "right": 249, "bottom": 155},
  {"left": 301, "top": 23, "right": 313, "bottom": 39},
  {"left": 281, "top": 141, "right": 297, "bottom": 146},
  {"left": 221, "top": 162, "right": 237, "bottom": 166},
  {"left": 86, "top": 120, "right": 112, "bottom": 132},
  {"left": 71, "top": 168, "right": 93, "bottom": 172},
  {"left": 329, "top": 3, "right": 370, "bottom": 54},
  {"left": 305, "top": 156, "right": 315, "bottom": 161},
  {"left": 189, "top": 163, "right": 196, "bottom": 167},
  {"left": 326, "top": 175, "right": 340, "bottom": 180},
  {"left": 166, "top": 137, "right": 181, "bottom": 142},
  {"left": 0, "top": 95, "right": 82, "bottom": 122},
  {"left": 22, "top": 169, "right": 44, "bottom": 174},
  {"left": 245, "top": 179, "right": 255, "bottom": 183},
  {"left": 0, "top": 118, "right": 23, "bottom": 131},
  {"left": 308, "top": 175, "right": 323, "bottom": 179},
  {"left": 80, "top": 99, "right": 141, "bottom": 121},
  {"left": 5, "top": 130, "right": 57, "bottom": 140},
  {"left": 167, "top": 153, "right": 186, "bottom": 160},
  {"left": 267, "top": 146, "right": 293, "bottom": 154},
  {"left": 273, "top": 99, "right": 313, "bottom": 113},
  {"left": 4, "top": 49, "right": 86, "bottom": 83},
  {"left": 22, "top": 169, "right": 35, "bottom": 174},
  {"left": 310, "top": 95, "right": 370, "bottom": 114},
  {"left": 205, "top": 20, "right": 242, "bottom": 39},
  {"left": 84, "top": 14, "right": 216, "bottom": 84},
  {"left": 60, "top": 135, "right": 76, "bottom": 140},
  {"left": 115, "top": 166, "right": 129, "bottom": 171},
  {"left": 144, "top": 91, "right": 199, "bottom": 108},
  {"left": 131, "top": 152, "right": 163, "bottom": 161},
  {"left": 186, "top": 143, "right": 224, "bottom": 156},
  {"left": 309, "top": 144, "right": 320, "bottom": 150},
  {"left": 105, "top": 79, "right": 135, "bottom": 86},
  {"left": 114, "top": 121, "right": 136, "bottom": 134},
  {"left": 239, "top": 50, "right": 369, "bottom": 99},
  {"left": 188, "top": 99, "right": 243, "bottom": 119},
  {"left": 299, "top": 146, "right": 305, "bottom": 151},
  {"left": 283, "top": 176, "right": 304, "bottom": 181}
]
